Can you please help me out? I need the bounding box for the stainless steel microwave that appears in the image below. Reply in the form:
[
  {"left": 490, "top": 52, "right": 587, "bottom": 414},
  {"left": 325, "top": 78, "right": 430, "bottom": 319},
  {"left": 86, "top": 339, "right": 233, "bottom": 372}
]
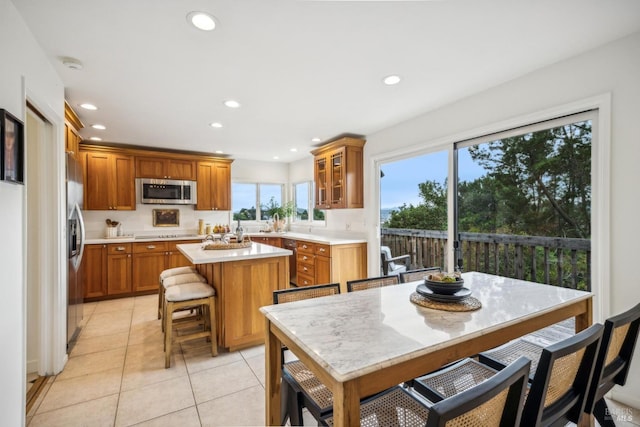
[{"left": 137, "top": 178, "right": 197, "bottom": 205}]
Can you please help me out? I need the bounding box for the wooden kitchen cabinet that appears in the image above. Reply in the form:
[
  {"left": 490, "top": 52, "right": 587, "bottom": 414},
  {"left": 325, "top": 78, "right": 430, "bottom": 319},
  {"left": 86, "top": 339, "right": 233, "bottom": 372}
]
[
  {"left": 107, "top": 244, "right": 132, "bottom": 295},
  {"left": 296, "top": 241, "right": 317, "bottom": 287},
  {"left": 64, "top": 102, "right": 83, "bottom": 157},
  {"left": 196, "top": 160, "right": 232, "bottom": 211},
  {"left": 166, "top": 240, "right": 198, "bottom": 268},
  {"left": 83, "top": 240, "right": 198, "bottom": 301},
  {"left": 135, "top": 156, "right": 196, "bottom": 180},
  {"left": 311, "top": 136, "right": 365, "bottom": 209},
  {"left": 132, "top": 242, "right": 168, "bottom": 292},
  {"left": 295, "top": 239, "right": 367, "bottom": 291},
  {"left": 252, "top": 236, "right": 282, "bottom": 247},
  {"left": 82, "top": 244, "right": 108, "bottom": 298},
  {"left": 222, "top": 258, "right": 287, "bottom": 350},
  {"left": 82, "top": 149, "right": 135, "bottom": 211}
]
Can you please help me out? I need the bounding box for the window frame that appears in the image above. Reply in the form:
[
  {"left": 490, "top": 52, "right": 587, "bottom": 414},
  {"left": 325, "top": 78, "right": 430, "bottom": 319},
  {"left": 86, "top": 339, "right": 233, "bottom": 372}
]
[
  {"left": 292, "top": 180, "right": 326, "bottom": 226},
  {"left": 372, "top": 94, "right": 610, "bottom": 324},
  {"left": 231, "top": 181, "right": 285, "bottom": 223}
]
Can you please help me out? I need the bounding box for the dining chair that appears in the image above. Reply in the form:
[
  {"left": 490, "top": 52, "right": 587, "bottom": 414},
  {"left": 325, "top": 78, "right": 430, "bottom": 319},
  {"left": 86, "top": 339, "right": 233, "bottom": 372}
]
[
  {"left": 413, "top": 323, "right": 604, "bottom": 427},
  {"left": 320, "top": 356, "right": 531, "bottom": 427},
  {"left": 399, "top": 266, "right": 442, "bottom": 283},
  {"left": 380, "top": 245, "right": 410, "bottom": 275},
  {"left": 273, "top": 283, "right": 341, "bottom": 426},
  {"left": 584, "top": 302, "right": 640, "bottom": 427},
  {"left": 346, "top": 274, "right": 400, "bottom": 292}
]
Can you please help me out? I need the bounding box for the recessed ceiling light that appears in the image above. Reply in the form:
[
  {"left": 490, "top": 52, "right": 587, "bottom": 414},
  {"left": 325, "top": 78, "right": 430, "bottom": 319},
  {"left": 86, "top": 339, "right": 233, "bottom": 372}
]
[
  {"left": 311, "top": 137, "right": 321, "bottom": 143},
  {"left": 187, "top": 11, "right": 216, "bottom": 31},
  {"left": 210, "top": 122, "right": 223, "bottom": 128},
  {"left": 273, "top": 156, "right": 279, "bottom": 160},
  {"left": 79, "top": 103, "right": 97, "bottom": 110},
  {"left": 383, "top": 75, "right": 402, "bottom": 85},
  {"left": 89, "top": 137, "right": 102, "bottom": 141},
  {"left": 290, "top": 148, "right": 298, "bottom": 152},
  {"left": 215, "top": 150, "right": 223, "bottom": 154},
  {"left": 224, "top": 100, "right": 241, "bottom": 109},
  {"left": 91, "top": 124, "right": 106, "bottom": 130}
]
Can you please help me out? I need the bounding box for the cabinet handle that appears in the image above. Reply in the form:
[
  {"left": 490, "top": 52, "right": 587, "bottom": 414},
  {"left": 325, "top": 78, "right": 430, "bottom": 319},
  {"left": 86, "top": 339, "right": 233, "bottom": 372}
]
[
  {"left": 116, "top": 246, "right": 126, "bottom": 251},
  {"left": 146, "top": 245, "right": 156, "bottom": 249},
  {"left": 303, "top": 280, "right": 309, "bottom": 285},
  {"left": 303, "top": 267, "right": 308, "bottom": 272},
  {"left": 127, "top": 254, "right": 131, "bottom": 258},
  {"left": 319, "top": 248, "right": 325, "bottom": 253},
  {"left": 302, "top": 245, "right": 308, "bottom": 249},
  {"left": 303, "top": 255, "right": 309, "bottom": 261}
]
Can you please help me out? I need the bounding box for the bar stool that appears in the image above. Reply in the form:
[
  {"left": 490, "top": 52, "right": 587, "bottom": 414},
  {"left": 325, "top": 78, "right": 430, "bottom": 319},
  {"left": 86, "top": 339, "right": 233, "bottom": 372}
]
[
  {"left": 158, "top": 266, "right": 198, "bottom": 319},
  {"left": 164, "top": 281, "right": 217, "bottom": 368},
  {"left": 158, "top": 270, "right": 205, "bottom": 323}
]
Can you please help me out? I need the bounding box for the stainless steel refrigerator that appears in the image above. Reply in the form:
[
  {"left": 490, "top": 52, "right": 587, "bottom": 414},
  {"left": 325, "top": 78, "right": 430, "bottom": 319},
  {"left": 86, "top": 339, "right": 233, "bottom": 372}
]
[{"left": 66, "top": 152, "right": 85, "bottom": 347}]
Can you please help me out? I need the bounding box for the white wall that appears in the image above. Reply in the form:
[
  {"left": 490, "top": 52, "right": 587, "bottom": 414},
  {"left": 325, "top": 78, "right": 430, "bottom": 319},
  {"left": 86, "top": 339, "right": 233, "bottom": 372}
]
[
  {"left": 362, "top": 31, "right": 640, "bottom": 408},
  {"left": 0, "top": 0, "right": 65, "bottom": 424}
]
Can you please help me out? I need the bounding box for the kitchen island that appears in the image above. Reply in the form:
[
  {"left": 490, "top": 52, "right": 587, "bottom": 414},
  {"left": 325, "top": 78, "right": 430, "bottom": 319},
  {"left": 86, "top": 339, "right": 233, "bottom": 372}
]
[{"left": 177, "top": 242, "right": 292, "bottom": 351}]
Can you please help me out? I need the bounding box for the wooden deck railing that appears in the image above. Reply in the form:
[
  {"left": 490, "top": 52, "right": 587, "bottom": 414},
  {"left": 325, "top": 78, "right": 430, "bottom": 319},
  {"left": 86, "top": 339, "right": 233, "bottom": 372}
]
[{"left": 381, "top": 228, "right": 591, "bottom": 291}]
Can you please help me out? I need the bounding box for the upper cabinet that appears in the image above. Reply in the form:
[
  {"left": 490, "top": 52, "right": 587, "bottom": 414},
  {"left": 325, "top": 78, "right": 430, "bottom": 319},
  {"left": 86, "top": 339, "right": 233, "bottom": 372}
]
[
  {"left": 196, "top": 160, "right": 232, "bottom": 210},
  {"left": 311, "top": 136, "right": 365, "bottom": 209},
  {"left": 81, "top": 148, "right": 136, "bottom": 211},
  {"left": 64, "top": 102, "right": 83, "bottom": 157},
  {"left": 135, "top": 156, "right": 196, "bottom": 180},
  {"left": 78, "top": 141, "right": 233, "bottom": 211}
]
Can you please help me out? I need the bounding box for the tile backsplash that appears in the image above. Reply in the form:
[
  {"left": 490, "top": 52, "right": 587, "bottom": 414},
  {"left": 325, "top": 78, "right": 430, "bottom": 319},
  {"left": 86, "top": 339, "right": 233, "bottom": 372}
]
[{"left": 82, "top": 204, "right": 232, "bottom": 238}]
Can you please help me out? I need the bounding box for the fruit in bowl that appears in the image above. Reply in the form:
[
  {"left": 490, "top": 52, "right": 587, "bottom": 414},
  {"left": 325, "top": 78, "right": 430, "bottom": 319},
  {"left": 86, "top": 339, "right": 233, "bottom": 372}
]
[{"left": 424, "top": 272, "right": 464, "bottom": 295}]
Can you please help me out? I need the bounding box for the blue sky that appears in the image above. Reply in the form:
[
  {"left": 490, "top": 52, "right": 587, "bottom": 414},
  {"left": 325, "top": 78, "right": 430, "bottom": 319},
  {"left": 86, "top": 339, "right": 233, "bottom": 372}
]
[
  {"left": 232, "top": 148, "right": 488, "bottom": 213},
  {"left": 380, "top": 148, "right": 486, "bottom": 209}
]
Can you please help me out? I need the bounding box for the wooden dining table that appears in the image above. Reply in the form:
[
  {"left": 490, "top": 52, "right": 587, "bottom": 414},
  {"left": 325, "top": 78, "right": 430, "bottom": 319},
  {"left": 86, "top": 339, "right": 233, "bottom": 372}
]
[{"left": 260, "top": 271, "right": 593, "bottom": 426}]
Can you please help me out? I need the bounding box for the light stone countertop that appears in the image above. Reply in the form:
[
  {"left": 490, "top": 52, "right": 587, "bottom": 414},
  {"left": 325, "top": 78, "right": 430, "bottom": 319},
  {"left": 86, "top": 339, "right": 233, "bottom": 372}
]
[
  {"left": 260, "top": 271, "right": 592, "bottom": 383},
  {"left": 177, "top": 242, "right": 292, "bottom": 264},
  {"left": 85, "top": 231, "right": 366, "bottom": 245}
]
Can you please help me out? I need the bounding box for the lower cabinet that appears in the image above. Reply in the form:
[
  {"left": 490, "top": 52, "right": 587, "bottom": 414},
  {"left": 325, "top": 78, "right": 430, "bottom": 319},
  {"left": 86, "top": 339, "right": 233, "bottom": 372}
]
[
  {"left": 82, "top": 240, "right": 198, "bottom": 300},
  {"left": 132, "top": 242, "right": 168, "bottom": 292},
  {"left": 296, "top": 240, "right": 367, "bottom": 292},
  {"left": 106, "top": 244, "right": 132, "bottom": 295},
  {"left": 83, "top": 244, "right": 108, "bottom": 298}
]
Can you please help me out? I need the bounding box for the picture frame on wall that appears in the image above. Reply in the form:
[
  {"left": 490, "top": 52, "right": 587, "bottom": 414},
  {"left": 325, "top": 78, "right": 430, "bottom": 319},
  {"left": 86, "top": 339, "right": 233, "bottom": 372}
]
[
  {"left": 0, "top": 109, "right": 25, "bottom": 184},
  {"left": 152, "top": 209, "right": 180, "bottom": 227}
]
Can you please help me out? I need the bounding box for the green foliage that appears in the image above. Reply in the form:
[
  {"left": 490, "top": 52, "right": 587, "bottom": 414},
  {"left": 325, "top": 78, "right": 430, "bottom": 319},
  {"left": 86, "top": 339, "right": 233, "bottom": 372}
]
[
  {"left": 261, "top": 197, "right": 295, "bottom": 220},
  {"left": 385, "top": 121, "right": 591, "bottom": 240},
  {"left": 384, "top": 180, "right": 447, "bottom": 230}
]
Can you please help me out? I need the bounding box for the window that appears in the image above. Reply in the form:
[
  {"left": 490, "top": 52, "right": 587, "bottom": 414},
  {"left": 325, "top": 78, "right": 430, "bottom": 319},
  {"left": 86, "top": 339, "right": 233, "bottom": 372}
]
[
  {"left": 232, "top": 182, "right": 284, "bottom": 221},
  {"left": 380, "top": 110, "right": 595, "bottom": 290},
  {"left": 293, "top": 181, "right": 325, "bottom": 223},
  {"left": 259, "top": 184, "right": 283, "bottom": 220}
]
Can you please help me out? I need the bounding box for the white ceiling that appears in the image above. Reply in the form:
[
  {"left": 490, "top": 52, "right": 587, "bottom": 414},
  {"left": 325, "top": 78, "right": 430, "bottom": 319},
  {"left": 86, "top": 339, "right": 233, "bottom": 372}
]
[{"left": 13, "top": 0, "right": 640, "bottom": 163}]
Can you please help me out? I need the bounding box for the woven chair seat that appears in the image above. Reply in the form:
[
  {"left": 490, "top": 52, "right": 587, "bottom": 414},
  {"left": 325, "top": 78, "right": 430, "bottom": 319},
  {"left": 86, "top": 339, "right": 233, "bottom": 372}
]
[
  {"left": 283, "top": 360, "right": 333, "bottom": 411},
  {"left": 323, "top": 387, "right": 429, "bottom": 427},
  {"left": 479, "top": 339, "right": 544, "bottom": 379},
  {"left": 323, "top": 357, "right": 530, "bottom": 427},
  {"left": 413, "top": 358, "right": 498, "bottom": 402}
]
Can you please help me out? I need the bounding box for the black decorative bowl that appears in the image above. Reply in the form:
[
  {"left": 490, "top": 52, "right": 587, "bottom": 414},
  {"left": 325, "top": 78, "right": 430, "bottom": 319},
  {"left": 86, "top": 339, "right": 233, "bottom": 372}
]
[{"left": 424, "top": 278, "right": 464, "bottom": 295}]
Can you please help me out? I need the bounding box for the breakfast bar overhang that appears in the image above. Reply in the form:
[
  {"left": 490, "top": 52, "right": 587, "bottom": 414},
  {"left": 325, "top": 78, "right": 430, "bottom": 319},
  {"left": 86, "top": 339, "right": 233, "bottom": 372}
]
[{"left": 178, "top": 242, "right": 292, "bottom": 351}]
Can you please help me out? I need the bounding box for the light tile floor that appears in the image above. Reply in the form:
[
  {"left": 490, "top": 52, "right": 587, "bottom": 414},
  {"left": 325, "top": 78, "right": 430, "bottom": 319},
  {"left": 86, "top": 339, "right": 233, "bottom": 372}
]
[{"left": 25, "top": 294, "right": 640, "bottom": 426}]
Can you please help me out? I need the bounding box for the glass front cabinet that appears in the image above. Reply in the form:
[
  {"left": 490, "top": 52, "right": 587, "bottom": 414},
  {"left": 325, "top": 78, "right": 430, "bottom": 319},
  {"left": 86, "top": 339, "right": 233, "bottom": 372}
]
[{"left": 312, "top": 136, "right": 365, "bottom": 210}]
